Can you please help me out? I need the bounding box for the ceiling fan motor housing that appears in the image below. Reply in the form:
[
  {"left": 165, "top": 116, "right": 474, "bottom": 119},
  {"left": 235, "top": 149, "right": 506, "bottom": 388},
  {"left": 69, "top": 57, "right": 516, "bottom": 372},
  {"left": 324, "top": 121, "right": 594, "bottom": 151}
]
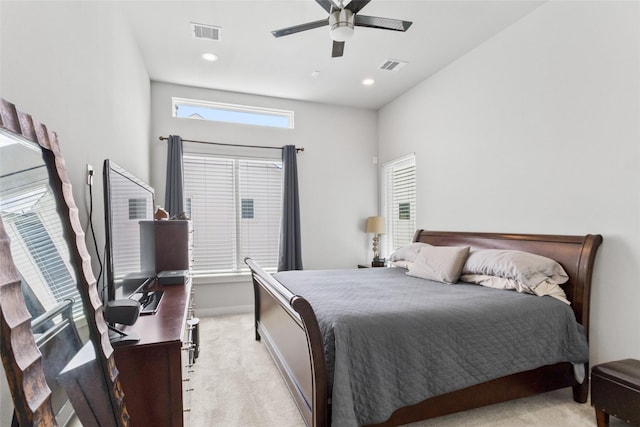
[{"left": 329, "top": 8, "right": 354, "bottom": 41}]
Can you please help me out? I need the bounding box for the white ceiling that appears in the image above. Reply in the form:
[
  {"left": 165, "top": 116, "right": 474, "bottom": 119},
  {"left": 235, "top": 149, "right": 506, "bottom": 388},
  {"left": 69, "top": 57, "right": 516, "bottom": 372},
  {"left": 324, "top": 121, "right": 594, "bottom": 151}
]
[{"left": 119, "top": 0, "right": 544, "bottom": 110}]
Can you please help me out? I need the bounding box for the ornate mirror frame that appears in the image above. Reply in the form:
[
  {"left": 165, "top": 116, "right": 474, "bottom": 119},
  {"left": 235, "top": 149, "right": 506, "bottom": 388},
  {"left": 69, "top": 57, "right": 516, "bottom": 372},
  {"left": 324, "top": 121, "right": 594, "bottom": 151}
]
[{"left": 0, "top": 99, "right": 129, "bottom": 426}]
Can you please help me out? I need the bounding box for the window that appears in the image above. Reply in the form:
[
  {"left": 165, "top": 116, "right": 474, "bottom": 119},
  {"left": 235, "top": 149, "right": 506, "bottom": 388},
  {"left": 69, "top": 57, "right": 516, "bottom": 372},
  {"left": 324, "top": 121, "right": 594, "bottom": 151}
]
[
  {"left": 382, "top": 154, "right": 416, "bottom": 255},
  {"left": 398, "top": 202, "right": 411, "bottom": 220},
  {"left": 183, "top": 153, "right": 283, "bottom": 274},
  {"left": 241, "top": 199, "right": 254, "bottom": 219},
  {"left": 173, "top": 97, "right": 294, "bottom": 129}
]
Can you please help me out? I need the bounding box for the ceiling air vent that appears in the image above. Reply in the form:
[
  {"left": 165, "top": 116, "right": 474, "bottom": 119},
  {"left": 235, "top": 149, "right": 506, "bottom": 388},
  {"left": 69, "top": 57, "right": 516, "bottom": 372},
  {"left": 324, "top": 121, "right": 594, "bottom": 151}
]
[
  {"left": 378, "top": 59, "right": 408, "bottom": 72},
  {"left": 191, "top": 23, "right": 221, "bottom": 41}
]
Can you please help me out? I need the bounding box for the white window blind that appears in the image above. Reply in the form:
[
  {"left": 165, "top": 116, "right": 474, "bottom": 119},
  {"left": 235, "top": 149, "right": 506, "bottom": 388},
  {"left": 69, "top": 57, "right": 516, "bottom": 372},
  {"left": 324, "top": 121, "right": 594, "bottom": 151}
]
[
  {"left": 0, "top": 167, "right": 83, "bottom": 319},
  {"left": 382, "top": 154, "right": 416, "bottom": 255},
  {"left": 183, "top": 153, "right": 283, "bottom": 274}
]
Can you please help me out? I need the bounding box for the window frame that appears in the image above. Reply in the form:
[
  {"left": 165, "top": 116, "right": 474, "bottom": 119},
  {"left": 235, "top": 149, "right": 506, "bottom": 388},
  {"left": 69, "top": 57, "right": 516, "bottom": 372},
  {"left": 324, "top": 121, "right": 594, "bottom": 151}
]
[
  {"left": 182, "top": 150, "right": 283, "bottom": 276},
  {"left": 381, "top": 153, "right": 417, "bottom": 257},
  {"left": 172, "top": 97, "right": 295, "bottom": 129}
]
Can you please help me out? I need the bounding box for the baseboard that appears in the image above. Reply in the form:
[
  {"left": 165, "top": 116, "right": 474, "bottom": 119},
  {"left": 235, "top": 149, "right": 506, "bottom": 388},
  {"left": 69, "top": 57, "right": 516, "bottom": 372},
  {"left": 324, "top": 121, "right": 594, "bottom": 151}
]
[{"left": 195, "top": 304, "right": 253, "bottom": 317}]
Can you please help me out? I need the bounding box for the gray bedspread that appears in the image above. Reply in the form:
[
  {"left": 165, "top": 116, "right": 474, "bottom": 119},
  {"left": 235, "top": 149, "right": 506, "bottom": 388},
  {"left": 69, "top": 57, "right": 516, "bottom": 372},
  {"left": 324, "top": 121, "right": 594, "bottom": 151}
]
[{"left": 273, "top": 267, "right": 589, "bottom": 427}]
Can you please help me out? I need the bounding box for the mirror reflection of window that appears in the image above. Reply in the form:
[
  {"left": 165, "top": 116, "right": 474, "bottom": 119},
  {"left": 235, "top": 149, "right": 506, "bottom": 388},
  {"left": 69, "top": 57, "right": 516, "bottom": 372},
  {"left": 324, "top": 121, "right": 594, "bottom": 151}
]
[
  {"left": 108, "top": 172, "right": 154, "bottom": 279},
  {"left": 0, "top": 137, "right": 83, "bottom": 320}
]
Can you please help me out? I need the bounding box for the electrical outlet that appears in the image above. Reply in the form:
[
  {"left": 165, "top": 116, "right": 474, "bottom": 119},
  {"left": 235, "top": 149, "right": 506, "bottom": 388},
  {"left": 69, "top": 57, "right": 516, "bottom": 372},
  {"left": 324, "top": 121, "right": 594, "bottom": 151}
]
[{"left": 86, "top": 164, "right": 94, "bottom": 186}]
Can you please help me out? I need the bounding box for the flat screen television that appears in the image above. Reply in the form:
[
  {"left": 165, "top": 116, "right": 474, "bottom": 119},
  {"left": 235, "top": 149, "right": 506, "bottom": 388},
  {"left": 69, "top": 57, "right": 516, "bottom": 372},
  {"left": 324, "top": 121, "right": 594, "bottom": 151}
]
[{"left": 103, "top": 159, "right": 156, "bottom": 302}]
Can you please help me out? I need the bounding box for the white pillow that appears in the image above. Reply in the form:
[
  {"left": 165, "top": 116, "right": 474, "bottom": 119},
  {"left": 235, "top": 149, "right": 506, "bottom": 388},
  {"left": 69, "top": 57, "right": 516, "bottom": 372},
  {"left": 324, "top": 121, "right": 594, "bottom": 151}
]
[
  {"left": 391, "top": 260, "right": 412, "bottom": 269},
  {"left": 389, "top": 242, "right": 431, "bottom": 269},
  {"left": 389, "top": 243, "right": 432, "bottom": 263},
  {"left": 462, "top": 249, "right": 568, "bottom": 290},
  {"left": 460, "top": 274, "right": 570, "bottom": 304},
  {"left": 407, "top": 245, "right": 470, "bottom": 284}
]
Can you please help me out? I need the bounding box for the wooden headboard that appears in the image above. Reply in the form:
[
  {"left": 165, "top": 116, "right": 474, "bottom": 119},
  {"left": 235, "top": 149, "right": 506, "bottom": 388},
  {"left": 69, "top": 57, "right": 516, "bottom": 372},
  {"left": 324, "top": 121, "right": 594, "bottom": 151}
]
[{"left": 413, "top": 230, "right": 603, "bottom": 335}]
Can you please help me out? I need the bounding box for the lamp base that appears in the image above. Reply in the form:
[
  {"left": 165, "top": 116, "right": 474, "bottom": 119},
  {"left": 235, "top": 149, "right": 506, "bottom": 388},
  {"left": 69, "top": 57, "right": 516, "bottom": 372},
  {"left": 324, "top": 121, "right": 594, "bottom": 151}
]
[{"left": 371, "top": 257, "right": 386, "bottom": 268}]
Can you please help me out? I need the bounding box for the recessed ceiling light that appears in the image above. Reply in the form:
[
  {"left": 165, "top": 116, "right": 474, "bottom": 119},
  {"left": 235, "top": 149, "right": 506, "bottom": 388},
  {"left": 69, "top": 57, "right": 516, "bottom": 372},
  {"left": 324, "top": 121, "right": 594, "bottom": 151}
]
[
  {"left": 311, "top": 70, "right": 321, "bottom": 78},
  {"left": 362, "top": 78, "right": 375, "bottom": 86},
  {"left": 202, "top": 53, "right": 218, "bottom": 62}
]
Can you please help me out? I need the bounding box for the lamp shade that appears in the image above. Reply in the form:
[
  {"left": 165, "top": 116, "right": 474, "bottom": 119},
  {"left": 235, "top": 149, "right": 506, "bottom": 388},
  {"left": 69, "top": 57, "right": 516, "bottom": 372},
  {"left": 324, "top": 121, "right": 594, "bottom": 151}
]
[{"left": 366, "top": 216, "right": 386, "bottom": 234}]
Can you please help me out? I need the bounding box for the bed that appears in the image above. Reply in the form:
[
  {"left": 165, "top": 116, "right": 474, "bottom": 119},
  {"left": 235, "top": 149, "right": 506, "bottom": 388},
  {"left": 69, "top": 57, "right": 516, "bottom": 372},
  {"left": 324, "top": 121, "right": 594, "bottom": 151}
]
[{"left": 245, "top": 230, "right": 602, "bottom": 427}]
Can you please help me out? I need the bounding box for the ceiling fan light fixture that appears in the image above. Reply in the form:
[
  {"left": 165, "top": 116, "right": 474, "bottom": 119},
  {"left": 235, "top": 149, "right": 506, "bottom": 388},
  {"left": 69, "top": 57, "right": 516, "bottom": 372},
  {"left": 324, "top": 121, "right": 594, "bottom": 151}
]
[{"left": 329, "top": 9, "right": 354, "bottom": 42}]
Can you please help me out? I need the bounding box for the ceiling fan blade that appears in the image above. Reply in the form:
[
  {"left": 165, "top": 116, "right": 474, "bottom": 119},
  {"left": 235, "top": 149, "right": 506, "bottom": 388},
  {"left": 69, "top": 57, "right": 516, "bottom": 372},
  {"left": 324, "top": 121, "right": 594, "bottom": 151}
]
[
  {"left": 315, "top": 0, "right": 335, "bottom": 14},
  {"left": 331, "top": 40, "right": 345, "bottom": 58},
  {"left": 345, "top": 0, "right": 371, "bottom": 14},
  {"left": 354, "top": 15, "right": 413, "bottom": 32},
  {"left": 271, "top": 19, "right": 329, "bottom": 37}
]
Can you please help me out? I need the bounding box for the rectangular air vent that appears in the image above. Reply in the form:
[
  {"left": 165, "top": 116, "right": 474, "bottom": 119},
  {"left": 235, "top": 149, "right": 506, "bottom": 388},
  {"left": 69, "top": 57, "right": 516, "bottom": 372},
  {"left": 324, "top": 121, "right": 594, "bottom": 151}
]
[
  {"left": 378, "top": 59, "right": 408, "bottom": 72},
  {"left": 191, "top": 23, "right": 221, "bottom": 41}
]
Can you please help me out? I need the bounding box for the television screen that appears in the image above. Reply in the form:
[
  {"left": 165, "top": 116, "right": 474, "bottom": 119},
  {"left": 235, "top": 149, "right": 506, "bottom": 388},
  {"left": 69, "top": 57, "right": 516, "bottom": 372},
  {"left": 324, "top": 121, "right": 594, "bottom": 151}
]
[{"left": 103, "top": 159, "right": 155, "bottom": 301}]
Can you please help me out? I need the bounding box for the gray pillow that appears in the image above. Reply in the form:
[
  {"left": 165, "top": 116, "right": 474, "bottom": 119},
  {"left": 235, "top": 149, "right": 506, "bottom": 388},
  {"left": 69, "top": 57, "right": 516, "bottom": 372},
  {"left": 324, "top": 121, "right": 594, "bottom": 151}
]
[
  {"left": 462, "top": 249, "right": 569, "bottom": 290},
  {"left": 407, "top": 245, "right": 470, "bottom": 284}
]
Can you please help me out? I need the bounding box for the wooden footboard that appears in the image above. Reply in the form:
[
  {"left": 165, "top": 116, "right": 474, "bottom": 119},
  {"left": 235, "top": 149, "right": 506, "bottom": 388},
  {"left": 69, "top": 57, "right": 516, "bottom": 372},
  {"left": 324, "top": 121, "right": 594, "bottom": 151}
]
[
  {"left": 247, "top": 258, "right": 328, "bottom": 427},
  {"left": 246, "top": 231, "right": 602, "bottom": 427}
]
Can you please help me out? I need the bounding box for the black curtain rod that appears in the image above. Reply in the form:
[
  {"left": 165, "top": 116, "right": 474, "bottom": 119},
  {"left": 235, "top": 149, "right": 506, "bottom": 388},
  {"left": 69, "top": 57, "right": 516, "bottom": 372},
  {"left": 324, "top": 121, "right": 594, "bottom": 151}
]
[{"left": 159, "top": 136, "right": 304, "bottom": 152}]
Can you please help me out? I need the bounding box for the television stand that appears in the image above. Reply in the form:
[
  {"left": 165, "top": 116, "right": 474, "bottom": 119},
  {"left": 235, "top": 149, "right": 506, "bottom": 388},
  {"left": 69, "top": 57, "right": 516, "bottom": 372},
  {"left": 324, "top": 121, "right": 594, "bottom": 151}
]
[
  {"left": 114, "top": 220, "right": 193, "bottom": 427},
  {"left": 131, "top": 290, "right": 164, "bottom": 315},
  {"left": 114, "top": 279, "right": 193, "bottom": 427}
]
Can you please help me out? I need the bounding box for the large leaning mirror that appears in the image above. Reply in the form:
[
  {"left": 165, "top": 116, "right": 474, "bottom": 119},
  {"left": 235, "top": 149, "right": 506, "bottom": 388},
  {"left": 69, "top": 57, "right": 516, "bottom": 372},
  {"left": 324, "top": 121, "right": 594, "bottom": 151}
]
[{"left": 0, "top": 99, "right": 129, "bottom": 427}]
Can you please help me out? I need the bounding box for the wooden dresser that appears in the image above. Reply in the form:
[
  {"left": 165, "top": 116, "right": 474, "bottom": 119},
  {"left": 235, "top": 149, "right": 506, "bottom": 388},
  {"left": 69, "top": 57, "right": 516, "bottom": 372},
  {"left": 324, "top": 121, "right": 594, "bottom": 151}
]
[{"left": 114, "top": 220, "right": 195, "bottom": 427}]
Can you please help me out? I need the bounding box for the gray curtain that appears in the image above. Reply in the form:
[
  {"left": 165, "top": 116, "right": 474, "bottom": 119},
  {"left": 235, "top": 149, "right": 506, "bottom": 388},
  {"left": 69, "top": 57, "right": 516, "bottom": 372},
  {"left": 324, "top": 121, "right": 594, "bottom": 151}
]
[
  {"left": 164, "top": 135, "right": 184, "bottom": 217},
  {"left": 278, "top": 145, "right": 303, "bottom": 271}
]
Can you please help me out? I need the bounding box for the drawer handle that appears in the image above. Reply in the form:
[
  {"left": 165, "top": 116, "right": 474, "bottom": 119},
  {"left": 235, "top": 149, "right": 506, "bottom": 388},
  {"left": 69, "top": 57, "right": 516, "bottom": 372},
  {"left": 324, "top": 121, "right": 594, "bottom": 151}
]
[{"left": 183, "top": 408, "right": 191, "bottom": 413}]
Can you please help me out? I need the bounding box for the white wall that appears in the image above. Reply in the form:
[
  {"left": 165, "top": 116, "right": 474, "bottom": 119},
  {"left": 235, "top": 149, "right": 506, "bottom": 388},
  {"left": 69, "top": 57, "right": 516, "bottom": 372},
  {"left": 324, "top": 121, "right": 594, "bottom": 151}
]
[
  {"left": 0, "top": 1, "right": 150, "bottom": 424},
  {"left": 151, "top": 82, "right": 378, "bottom": 315},
  {"left": 378, "top": 0, "right": 640, "bottom": 366},
  {"left": 0, "top": 0, "right": 151, "bottom": 268}
]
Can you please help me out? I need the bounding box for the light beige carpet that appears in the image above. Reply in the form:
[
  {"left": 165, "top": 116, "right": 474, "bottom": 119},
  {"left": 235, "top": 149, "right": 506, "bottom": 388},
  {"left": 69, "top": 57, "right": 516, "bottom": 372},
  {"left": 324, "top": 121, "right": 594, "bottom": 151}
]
[{"left": 189, "top": 314, "right": 623, "bottom": 427}]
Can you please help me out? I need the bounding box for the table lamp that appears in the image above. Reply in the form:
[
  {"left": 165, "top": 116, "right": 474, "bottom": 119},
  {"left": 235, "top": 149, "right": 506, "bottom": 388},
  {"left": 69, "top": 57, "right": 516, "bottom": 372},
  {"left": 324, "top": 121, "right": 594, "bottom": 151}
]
[{"left": 366, "top": 216, "right": 386, "bottom": 266}]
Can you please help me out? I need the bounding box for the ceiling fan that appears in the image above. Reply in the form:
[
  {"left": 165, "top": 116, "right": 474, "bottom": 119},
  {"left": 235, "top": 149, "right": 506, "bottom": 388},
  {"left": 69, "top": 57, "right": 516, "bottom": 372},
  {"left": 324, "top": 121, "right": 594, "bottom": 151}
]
[{"left": 271, "top": 0, "right": 413, "bottom": 58}]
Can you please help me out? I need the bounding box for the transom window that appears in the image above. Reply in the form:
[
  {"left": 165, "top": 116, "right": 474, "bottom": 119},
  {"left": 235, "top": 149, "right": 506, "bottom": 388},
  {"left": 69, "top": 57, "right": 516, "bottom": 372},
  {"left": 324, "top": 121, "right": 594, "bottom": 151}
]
[{"left": 173, "top": 97, "right": 294, "bottom": 129}]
